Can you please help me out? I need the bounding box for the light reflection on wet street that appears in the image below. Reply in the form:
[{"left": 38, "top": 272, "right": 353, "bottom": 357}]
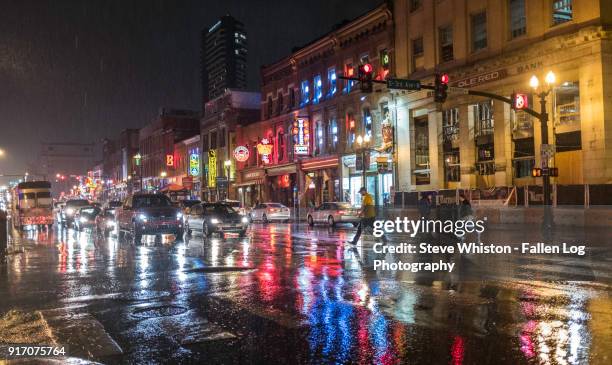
[{"left": 1, "top": 223, "right": 611, "bottom": 364}]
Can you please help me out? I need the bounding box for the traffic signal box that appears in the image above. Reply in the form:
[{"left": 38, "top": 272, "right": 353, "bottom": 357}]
[
  {"left": 358, "top": 63, "right": 373, "bottom": 93},
  {"left": 532, "top": 167, "right": 559, "bottom": 177},
  {"left": 434, "top": 73, "right": 449, "bottom": 103}
]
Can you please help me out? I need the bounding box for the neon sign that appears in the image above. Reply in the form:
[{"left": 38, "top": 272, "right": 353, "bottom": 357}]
[
  {"left": 166, "top": 154, "right": 174, "bottom": 166},
  {"left": 233, "top": 146, "right": 250, "bottom": 162},
  {"left": 208, "top": 150, "right": 217, "bottom": 187},
  {"left": 189, "top": 153, "right": 199, "bottom": 176},
  {"left": 292, "top": 118, "right": 310, "bottom": 155},
  {"left": 257, "top": 138, "right": 273, "bottom": 164}
]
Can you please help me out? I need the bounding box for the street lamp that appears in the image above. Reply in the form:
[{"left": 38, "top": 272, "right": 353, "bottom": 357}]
[
  {"left": 355, "top": 133, "right": 371, "bottom": 187},
  {"left": 160, "top": 171, "right": 167, "bottom": 178},
  {"left": 133, "top": 153, "right": 143, "bottom": 191},
  {"left": 0, "top": 148, "right": 5, "bottom": 157},
  {"left": 530, "top": 70, "right": 556, "bottom": 230}
]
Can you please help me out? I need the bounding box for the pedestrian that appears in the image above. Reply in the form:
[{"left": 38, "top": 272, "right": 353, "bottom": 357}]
[
  {"left": 458, "top": 193, "right": 473, "bottom": 220},
  {"left": 349, "top": 187, "right": 387, "bottom": 245},
  {"left": 418, "top": 193, "right": 433, "bottom": 219}
]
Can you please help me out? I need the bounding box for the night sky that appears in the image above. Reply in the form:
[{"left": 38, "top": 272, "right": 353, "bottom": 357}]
[{"left": 0, "top": 0, "right": 379, "bottom": 182}]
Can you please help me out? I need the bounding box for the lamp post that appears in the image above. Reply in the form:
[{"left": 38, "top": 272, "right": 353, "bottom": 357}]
[
  {"left": 133, "top": 153, "right": 143, "bottom": 192},
  {"left": 355, "top": 134, "right": 371, "bottom": 188},
  {"left": 530, "top": 70, "right": 556, "bottom": 230},
  {"left": 224, "top": 160, "right": 231, "bottom": 200}
]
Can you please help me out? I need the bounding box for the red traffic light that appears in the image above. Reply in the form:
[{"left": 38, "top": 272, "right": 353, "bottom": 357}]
[
  {"left": 362, "top": 63, "right": 373, "bottom": 74},
  {"left": 513, "top": 93, "right": 529, "bottom": 110},
  {"left": 440, "top": 73, "right": 449, "bottom": 84}
]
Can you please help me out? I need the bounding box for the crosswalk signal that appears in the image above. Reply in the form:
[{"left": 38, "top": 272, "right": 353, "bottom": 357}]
[
  {"left": 358, "top": 63, "right": 373, "bottom": 93},
  {"left": 532, "top": 168, "right": 542, "bottom": 177},
  {"left": 434, "top": 73, "right": 449, "bottom": 103},
  {"left": 550, "top": 167, "right": 559, "bottom": 177},
  {"left": 512, "top": 93, "right": 529, "bottom": 110}
]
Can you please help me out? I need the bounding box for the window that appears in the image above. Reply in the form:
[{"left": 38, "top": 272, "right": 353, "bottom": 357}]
[
  {"left": 509, "top": 0, "right": 526, "bottom": 38},
  {"left": 210, "top": 131, "right": 217, "bottom": 150},
  {"left": 313, "top": 74, "right": 322, "bottom": 104},
  {"left": 343, "top": 63, "right": 355, "bottom": 94},
  {"left": 219, "top": 128, "right": 226, "bottom": 148},
  {"left": 412, "top": 37, "right": 424, "bottom": 71},
  {"left": 300, "top": 80, "right": 310, "bottom": 106},
  {"left": 363, "top": 108, "right": 372, "bottom": 138},
  {"left": 442, "top": 108, "right": 459, "bottom": 143},
  {"left": 289, "top": 88, "right": 296, "bottom": 108},
  {"left": 360, "top": 53, "right": 369, "bottom": 64},
  {"left": 277, "top": 129, "right": 285, "bottom": 161},
  {"left": 202, "top": 134, "right": 209, "bottom": 152},
  {"left": 328, "top": 118, "right": 338, "bottom": 151},
  {"left": 414, "top": 116, "right": 429, "bottom": 170},
  {"left": 554, "top": 81, "right": 580, "bottom": 131},
  {"left": 277, "top": 92, "right": 284, "bottom": 114},
  {"left": 474, "top": 100, "right": 494, "bottom": 136},
  {"left": 444, "top": 149, "right": 461, "bottom": 182},
  {"left": 327, "top": 67, "right": 337, "bottom": 97},
  {"left": 267, "top": 95, "right": 273, "bottom": 118},
  {"left": 410, "top": 0, "right": 422, "bottom": 12},
  {"left": 439, "top": 26, "right": 453, "bottom": 62},
  {"left": 513, "top": 138, "right": 535, "bottom": 178},
  {"left": 315, "top": 121, "right": 326, "bottom": 156},
  {"left": 471, "top": 11, "right": 487, "bottom": 51},
  {"left": 552, "top": 0, "right": 572, "bottom": 25},
  {"left": 347, "top": 113, "right": 356, "bottom": 146}
]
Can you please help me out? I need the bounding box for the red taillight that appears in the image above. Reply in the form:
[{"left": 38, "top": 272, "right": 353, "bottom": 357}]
[{"left": 337, "top": 210, "right": 346, "bottom": 215}]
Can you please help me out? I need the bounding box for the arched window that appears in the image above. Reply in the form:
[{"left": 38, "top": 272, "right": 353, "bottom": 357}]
[
  {"left": 347, "top": 112, "right": 356, "bottom": 147},
  {"left": 277, "top": 128, "right": 285, "bottom": 162},
  {"left": 277, "top": 92, "right": 283, "bottom": 114},
  {"left": 328, "top": 118, "right": 338, "bottom": 151},
  {"left": 315, "top": 121, "right": 326, "bottom": 156},
  {"left": 363, "top": 107, "right": 372, "bottom": 138},
  {"left": 267, "top": 96, "right": 273, "bottom": 118}
]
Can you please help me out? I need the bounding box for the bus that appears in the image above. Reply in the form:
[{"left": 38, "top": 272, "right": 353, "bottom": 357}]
[{"left": 11, "top": 181, "right": 54, "bottom": 230}]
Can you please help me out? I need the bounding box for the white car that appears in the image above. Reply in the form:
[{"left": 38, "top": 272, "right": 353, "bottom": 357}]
[
  {"left": 307, "top": 202, "right": 360, "bottom": 227},
  {"left": 250, "top": 203, "right": 290, "bottom": 223}
]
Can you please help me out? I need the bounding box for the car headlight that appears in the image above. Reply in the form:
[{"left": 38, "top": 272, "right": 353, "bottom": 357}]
[
  {"left": 66, "top": 208, "right": 74, "bottom": 215},
  {"left": 79, "top": 216, "right": 87, "bottom": 223},
  {"left": 210, "top": 218, "right": 220, "bottom": 224},
  {"left": 106, "top": 220, "right": 116, "bottom": 227},
  {"left": 241, "top": 217, "right": 249, "bottom": 224},
  {"left": 176, "top": 212, "right": 183, "bottom": 220},
  {"left": 138, "top": 214, "right": 148, "bottom": 222}
]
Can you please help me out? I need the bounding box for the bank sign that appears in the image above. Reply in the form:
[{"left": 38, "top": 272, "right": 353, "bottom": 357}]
[
  {"left": 208, "top": 150, "right": 216, "bottom": 188},
  {"left": 292, "top": 118, "right": 310, "bottom": 155},
  {"left": 189, "top": 153, "right": 200, "bottom": 176}
]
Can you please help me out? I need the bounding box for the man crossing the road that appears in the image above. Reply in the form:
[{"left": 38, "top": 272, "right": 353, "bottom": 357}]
[{"left": 349, "top": 187, "right": 387, "bottom": 245}]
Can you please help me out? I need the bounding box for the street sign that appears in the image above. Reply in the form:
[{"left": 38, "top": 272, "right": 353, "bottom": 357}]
[
  {"left": 386, "top": 78, "right": 421, "bottom": 90},
  {"left": 447, "top": 86, "right": 469, "bottom": 95}
]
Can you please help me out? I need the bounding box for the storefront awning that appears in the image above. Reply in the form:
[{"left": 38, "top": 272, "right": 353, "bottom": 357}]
[
  {"left": 234, "top": 179, "right": 264, "bottom": 187},
  {"left": 266, "top": 164, "right": 297, "bottom": 176},
  {"left": 301, "top": 156, "right": 339, "bottom": 171}
]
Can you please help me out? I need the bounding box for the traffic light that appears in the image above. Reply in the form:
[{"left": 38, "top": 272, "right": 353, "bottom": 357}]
[
  {"left": 358, "top": 63, "right": 373, "bottom": 93},
  {"left": 532, "top": 168, "right": 542, "bottom": 177},
  {"left": 550, "top": 167, "right": 559, "bottom": 177},
  {"left": 434, "top": 73, "right": 449, "bottom": 103},
  {"left": 512, "top": 93, "right": 529, "bottom": 110}
]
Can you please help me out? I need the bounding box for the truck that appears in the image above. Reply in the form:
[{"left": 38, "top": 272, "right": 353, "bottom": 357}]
[{"left": 11, "top": 181, "right": 54, "bottom": 230}]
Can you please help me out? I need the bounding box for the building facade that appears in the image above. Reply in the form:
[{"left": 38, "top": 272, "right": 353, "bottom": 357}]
[
  {"left": 139, "top": 109, "right": 200, "bottom": 192},
  {"left": 393, "top": 0, "right": 612, "bottom": 193},
  {"left": 201, "top": 90, "right": 260, "bottom": 201},
  {"left": 37, "top": 142, "right": 96, "bottom": 197},
  {"left": 101, "top": 128, "right": 139, "bottom": 200},
  {"left": 202, "top": 15, "right": 248, "bottom": 104},
  {"left": 234, "top": 3, "right": 395, "bottom": 208}
]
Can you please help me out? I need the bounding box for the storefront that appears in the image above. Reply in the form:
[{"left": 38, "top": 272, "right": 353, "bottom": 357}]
[
  {"left": 300, "top": 155, "right": 340, "bottom": 206},
  {"left": 265, "top": 163, "right": 297, "bottom": 207},
  {"left": 237, "top": 168, "right": 265, "bottom": 208},
  {"left": 341, "top": 151, "right": 393, "bottom": 207}
]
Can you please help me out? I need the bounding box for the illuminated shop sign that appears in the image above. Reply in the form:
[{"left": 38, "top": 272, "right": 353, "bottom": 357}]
[
  {"left": 166, "top": 154, "right": 174, "bottom": 166},
  {"left": 208, "top": 150, "right": 217, "bottom": 187},
  {"left": 233, "top": 145, "right": 250, "bottom": 162},
  {"left": 257, "top": 138, "right": 273, "bottom": 164},
  {"left": 189, "top": 153, "right": 200, "bottom": 176},
  {"left": 292, "top": 118, "right": 310, "bottom": 155}
]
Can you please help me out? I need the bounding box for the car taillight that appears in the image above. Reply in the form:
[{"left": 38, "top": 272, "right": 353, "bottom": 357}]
[{"left": 337, "top": 210, "right": 346, "bottom": 215}]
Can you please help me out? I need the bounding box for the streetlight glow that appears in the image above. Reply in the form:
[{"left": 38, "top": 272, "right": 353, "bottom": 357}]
[
  {"left": 224, "top": 160, "right": 232, "bottom": 167},
  {"left": 0, "top": 148, "right": 5, "bottom": 157},
  {"left": 356, "top": 135, "right": 363, "bottom": 145},
  {"left": 364, "top": 134, "right": 371, "bottom": 143},
  {"left": 529, "top": 75, "right": 539, "bottom": 90},
  {"left": 160, "top": 171, "right": 167, "bottom": 178},
  {"left": 545, "top": 70, "right": 556, "bottom": 86}
]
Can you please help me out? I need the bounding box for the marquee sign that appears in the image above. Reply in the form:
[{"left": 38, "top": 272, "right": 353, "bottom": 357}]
[
  {"left": 189, "top": 153, "right": 200, "bottom": 176},
  {"left": 166, "top": 154, "right": 174, "bottom": 167},
  {"left": 292, "top": 118, "right": 310, "bottom": 155},
  {"left": 233, "top": 145, "right": 250, "bottom": 162},
  {"left": 257, "top": 138, "right": 273, "bottom": 164}
]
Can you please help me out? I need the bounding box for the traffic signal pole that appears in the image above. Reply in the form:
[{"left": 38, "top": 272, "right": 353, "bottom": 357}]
[{"left": 339, "top": 73, "right": 554, "bottom": 230}]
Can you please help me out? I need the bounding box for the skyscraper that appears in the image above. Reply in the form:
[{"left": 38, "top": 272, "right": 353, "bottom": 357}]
[{"left": 201, "top": 15, "right": 248, "bottom": 106}]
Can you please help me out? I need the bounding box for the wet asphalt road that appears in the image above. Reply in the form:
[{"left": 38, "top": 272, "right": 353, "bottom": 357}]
[{"left": 1, "top": 222, "right": 611, "bottom": 364}]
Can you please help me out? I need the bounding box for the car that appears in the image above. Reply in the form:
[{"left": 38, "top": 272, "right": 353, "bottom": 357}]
[
  {"left": 95, "top": 208, "right": 117, "bottom": 236},
  {"left": 185, "top": 202, "right": 249, "bottom": 238},
  {"left": 115, "top": 193, "right": 184, "bottom": 243},
  {"left": 220, "top": 199, "right": 249, "bottom": 216},
  {"left": 73, "top": 206, "right": 101, "bottom": 231},
  {"left": 60, "top": 199, "right": 90, "bottom": 226},
  {"left": 307, "top": 202, "right": 360, "bottom": 227},
  {"left": 53, "top": 201, "right": 65, "bottom": 222},
  {"left": 250, "top": 202, "right": 290, "bottom": 223}
]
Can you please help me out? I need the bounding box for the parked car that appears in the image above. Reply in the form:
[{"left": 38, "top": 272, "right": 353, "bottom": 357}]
[
  {"left": 95, "top": 208, "right": 117, "bottom": 236},
  {"left": 307, "top": 202, "right": 360, "bottom": 227},
  {"left": 250, "top": 202, "right": 290, "bottom": 223},
  {"left": 104, "top": 200, "right": 123, "bottom": 216},
  {"left": 74, "top": 206, "right": 101, "bottom": 231},
  {"left": 185, "top": 202, "right": 249, "bottom": 238},
  {"left": 115, "top": 193, "right": 184, "bottom": 243},
  {"left": 60, "top": 199, "right": 90, "bottom": 226},
  {"left": 53, "top": 201, "right": 65, "bottom": 223}
]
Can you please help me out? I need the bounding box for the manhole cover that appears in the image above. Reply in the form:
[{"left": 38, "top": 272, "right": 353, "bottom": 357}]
[{"left": 132, "top": 305, "right": 188, "bottom": 319}]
